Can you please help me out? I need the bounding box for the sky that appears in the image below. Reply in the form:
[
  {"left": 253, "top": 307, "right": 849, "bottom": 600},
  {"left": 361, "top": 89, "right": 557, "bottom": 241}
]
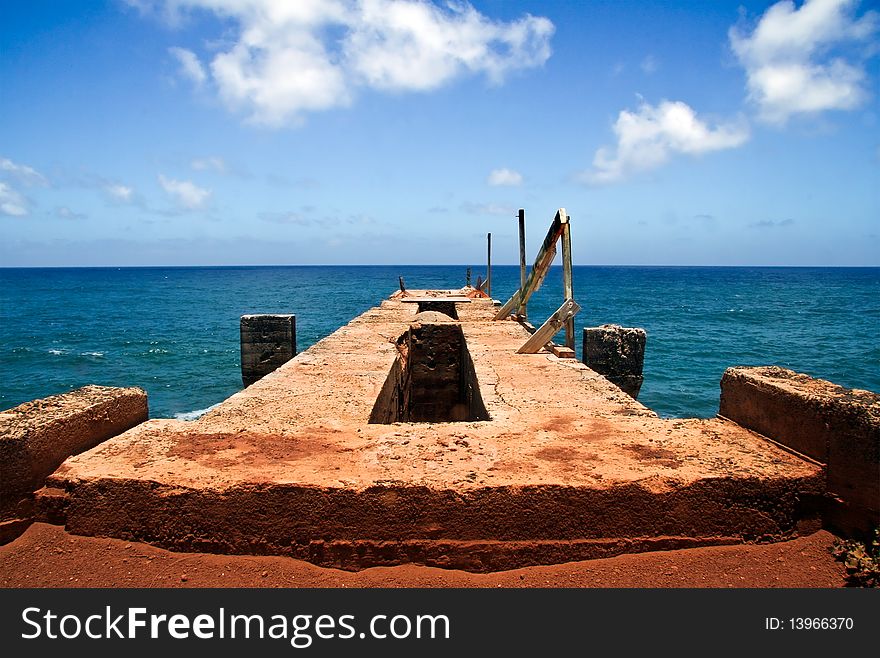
[{"left": 1, "top": 0, "right": 878, "bottom": 266}]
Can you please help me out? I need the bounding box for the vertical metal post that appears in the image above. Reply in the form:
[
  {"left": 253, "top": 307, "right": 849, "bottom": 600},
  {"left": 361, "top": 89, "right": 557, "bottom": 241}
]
[
  {"left": 518, "top": 208, "right": 527, "bottom": 318},
  {"left": 487, "top": 232, "right": 492, "bottom": 297},
  {"left": 466, "top": 267, "right": 471, "bottom": 287},
  {"left": 561, "top": 211, "right": 574, "bottom": 350}
]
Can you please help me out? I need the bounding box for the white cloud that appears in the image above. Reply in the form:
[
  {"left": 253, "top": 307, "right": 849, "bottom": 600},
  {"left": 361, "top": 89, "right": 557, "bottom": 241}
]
[
  {"left": 0, "top": 182, "right": 28, "bottom": 217},
  {"left": 55, "top": 206, "right": 88, "bottom": 220},
  {"left": 106, "top": 183, "right": 134, "bottom": 202},
  {"left": 191, "top": 156, "right": 226, "bottom": 172},
  {"left": 169, "top": 46, "right": 207, "bottom": 85},
  {"left": 487, "top": 168, "right": 523, "bottom": 186},
  {"left": 640, "top": 54, "right": 658, "bottom": 74},
  {"left": 347, "top": 0, "right": 553, "bottom": 90},
  {"left": 583, "top": 99, "right": 750, "bottom": 184},
  {"left": 1, "top": 157, "right": 48, "bottom": 186},
  {"left": 0, "top": 157, "right": 47, "bottom": 217},
  {"left": 158, "top": 174, "right": 210, "bottom": 209},
  {"left": 154, "top": 0, "right": 554, "bottom": 126},
  {"left": 729, "top": 0, "right": 879, "bottom": 124}
]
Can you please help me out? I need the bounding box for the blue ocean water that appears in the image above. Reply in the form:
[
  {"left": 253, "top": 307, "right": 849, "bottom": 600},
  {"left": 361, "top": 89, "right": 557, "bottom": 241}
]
[{"left": 1, "top": 266, "right": 877, "bottom": 419}]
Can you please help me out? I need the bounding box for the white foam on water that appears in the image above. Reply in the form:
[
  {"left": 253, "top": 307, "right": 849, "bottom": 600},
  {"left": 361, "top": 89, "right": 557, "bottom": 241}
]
[{"left": 174, "top": 402, "right": 222, "bottom": 421}]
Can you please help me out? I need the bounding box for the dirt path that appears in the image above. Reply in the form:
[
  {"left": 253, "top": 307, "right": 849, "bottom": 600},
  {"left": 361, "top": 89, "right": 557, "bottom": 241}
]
[{"left": 1, "top": 523, "right": 846, "bottom": 588}]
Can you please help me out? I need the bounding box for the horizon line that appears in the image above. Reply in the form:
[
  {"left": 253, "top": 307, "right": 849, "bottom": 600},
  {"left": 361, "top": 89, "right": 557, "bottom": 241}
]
[{"left": 2, "top": 263, "right": 879, "bottom": 270}]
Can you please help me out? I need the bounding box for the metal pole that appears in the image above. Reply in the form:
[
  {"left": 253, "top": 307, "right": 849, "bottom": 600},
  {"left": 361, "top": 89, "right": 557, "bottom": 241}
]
[
  {"left": 518, "top": 208, "right": 527, "bottom": 318},
  {"left": 487, "top": 232, "right": 492, "bottom": 297}
]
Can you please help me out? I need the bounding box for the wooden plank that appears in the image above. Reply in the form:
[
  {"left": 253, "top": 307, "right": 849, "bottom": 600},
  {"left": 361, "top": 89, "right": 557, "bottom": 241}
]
[
  {"left": 547, "top": 343, "right": 576, "bottom": 359},
  {"left": 516, "top": 298, "right": 581, "bottom": 354},
  {"left": 518, "top": 208, "right": 527, "bottom": 318},
  {"left": 561, "top": 216, "right": 575, "bottom": 350},
  {"left": 516, "top": 319, "right": 537, "bottom": 334},
  {"left": 494, "top": 209, "right": 566, "bottom": 320}
]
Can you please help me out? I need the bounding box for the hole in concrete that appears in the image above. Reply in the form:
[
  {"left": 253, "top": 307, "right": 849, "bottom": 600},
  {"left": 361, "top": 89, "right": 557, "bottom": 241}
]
[
  {"left": 369, "top": 322, "right": 490, "bottom": 423},
  {"left": 415, "top": 300, "right": 458, "bottom": 320}
]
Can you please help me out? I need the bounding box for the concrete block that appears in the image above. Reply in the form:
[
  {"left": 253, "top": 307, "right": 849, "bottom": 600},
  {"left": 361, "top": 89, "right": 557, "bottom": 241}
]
[
  {"left": 0, "top": 385, "right": 148, "bottom": 521},
  {"left": 240, "top": 314, "right": 296, "bottom": 387},
  {"left": 720, "top": 366, "right": 879, "bottom": 527},
  {"left": 582, "top": 325, "right": 647, "bottom": 398}
]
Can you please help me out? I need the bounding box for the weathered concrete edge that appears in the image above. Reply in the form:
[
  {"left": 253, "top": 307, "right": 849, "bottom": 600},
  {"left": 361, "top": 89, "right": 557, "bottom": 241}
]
[
  {"left": 0, "top": 385, "right": 148, "bottom": 534},
  {"left": 37, "top": 474, "right": 824, "bottom": 572},
  {"left": 719, "top": 366, "right": 879, "bottom": 531}
]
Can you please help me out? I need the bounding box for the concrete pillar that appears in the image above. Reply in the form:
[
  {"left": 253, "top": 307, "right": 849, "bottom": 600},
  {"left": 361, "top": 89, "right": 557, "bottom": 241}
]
[
  {"left": 240, "top": 314, "right": 296, "bottom": 387},
  {"left": 582, "top": 325, "right": 646, "bottom": 398},
  {"left": 719, "top": 366, "right": 879, "bottom": 533}
]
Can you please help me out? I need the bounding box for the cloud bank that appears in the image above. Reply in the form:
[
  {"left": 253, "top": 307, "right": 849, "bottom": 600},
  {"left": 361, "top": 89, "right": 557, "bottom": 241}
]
[
  {"left": 730, "top": 0, "right": 878, "bottom": 124},
  {"left": 149, "top": 0, "right": 554, "bottom": 126}
]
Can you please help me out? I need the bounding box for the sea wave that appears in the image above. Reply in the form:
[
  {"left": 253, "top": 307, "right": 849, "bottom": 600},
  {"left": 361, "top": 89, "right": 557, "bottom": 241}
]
[{"left": 173, "top": 402, "right": 221, "bottom": 421}]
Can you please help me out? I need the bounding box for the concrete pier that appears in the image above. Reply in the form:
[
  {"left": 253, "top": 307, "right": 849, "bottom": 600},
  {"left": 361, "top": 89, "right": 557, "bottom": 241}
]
[
  {"left": 240, "top": 314, "right": 296, "bottom": 387},
  {"left": 35, "top": 292, "right": 827, "bottom": 572},
  {"left": 582, "top": 324, "right": 647, "bottom": 398}
]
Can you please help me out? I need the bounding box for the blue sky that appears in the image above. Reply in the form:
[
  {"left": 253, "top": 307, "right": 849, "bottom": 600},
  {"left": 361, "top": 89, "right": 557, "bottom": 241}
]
[{"left": 1, "top": 0, "right": 878, "bottom": 266}]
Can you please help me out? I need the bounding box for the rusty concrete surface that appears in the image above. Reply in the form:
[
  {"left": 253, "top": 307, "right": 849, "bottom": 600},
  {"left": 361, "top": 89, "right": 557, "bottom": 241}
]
[
  {"left": 0, "top": 385, "right": 148, "bottom": 535},
  {"left": 720, "top": 365, "right": 879, "bottom": 530},
  {"left": 39, "top": 292, "right": 824, "bottom": 571}
]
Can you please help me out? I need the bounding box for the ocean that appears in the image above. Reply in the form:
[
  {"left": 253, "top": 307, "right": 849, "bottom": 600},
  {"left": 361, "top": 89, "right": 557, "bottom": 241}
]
[{"left": 1, "top": 265, "right": 877, "bottom": 420}]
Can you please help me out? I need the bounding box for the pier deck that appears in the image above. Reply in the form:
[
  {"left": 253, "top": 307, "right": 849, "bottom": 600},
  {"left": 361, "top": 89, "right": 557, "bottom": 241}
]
[{"left": 42, "top": 291, "right": 823, "bottom": 571}]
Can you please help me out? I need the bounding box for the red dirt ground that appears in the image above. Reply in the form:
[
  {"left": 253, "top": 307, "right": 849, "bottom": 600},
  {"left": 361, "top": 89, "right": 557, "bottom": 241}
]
[{"left": 1, "top": 523, "right": 846, "bottom": 588}]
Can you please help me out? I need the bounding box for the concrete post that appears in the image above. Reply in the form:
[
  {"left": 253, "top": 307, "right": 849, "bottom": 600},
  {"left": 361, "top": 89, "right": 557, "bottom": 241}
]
[
  {"left": 582, "top": 325, "right": 646, "bottom": 398},
  {"left": 240, "top": 314, "right": 296, "bottom": 387}
]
